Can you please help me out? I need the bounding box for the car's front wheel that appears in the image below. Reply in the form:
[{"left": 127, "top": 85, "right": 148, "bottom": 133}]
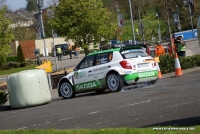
[
  {"left": 106, "top": 73, "right": 123, "bottom": 92},
  {"left": 59, "top": 80, "right": 75, "bottom": 99}
]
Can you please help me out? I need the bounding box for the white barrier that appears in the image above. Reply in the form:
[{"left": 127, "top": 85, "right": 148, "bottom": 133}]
[{"left": 7, "top": 69, "right": 51, "bottom": 109}]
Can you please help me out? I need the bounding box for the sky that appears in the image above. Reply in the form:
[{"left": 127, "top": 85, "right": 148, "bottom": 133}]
[{"left": 6, "top": 0, "right": 48, "bottom": 11}]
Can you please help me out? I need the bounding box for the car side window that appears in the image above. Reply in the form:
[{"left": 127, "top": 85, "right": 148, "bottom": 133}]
[
  {"left": 79, "top": 55, "right": 95, "bottom": 69},
  {"left": 95, "top": 52, "right": 113, "bottom": 65}
]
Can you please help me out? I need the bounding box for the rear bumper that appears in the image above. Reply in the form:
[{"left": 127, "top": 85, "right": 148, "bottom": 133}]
[{"left": 122, "top": 70, "right": 158, "bottom": 85}]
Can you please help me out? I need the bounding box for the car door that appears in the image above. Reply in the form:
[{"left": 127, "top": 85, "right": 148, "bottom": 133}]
[
  {"left": 92, "top": 52, "right": 113, "bottom": 86},
  {"left": 73, "top": 55, "right": 97, "bottom": 91}
]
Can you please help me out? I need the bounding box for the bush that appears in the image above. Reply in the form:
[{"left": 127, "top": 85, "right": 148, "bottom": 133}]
[
  {"left": 17, "top": 44, "right": 25, "bottom": 63},
  {"left": 6, "top": 56, "right": 17, "bottom": 62},
  {"left": 159, "top": 54, "right": 200, "bottom": 74},
  {"left": 1, "top": 62, "right": 12, "bottom": 70},
  {"left": 159, "top": 54, "right": 174, "bottom": 74},
  {"left": 20, "top": 62, "right": 27, "bottom": 67},
  {"left": 8, "top": 62, "right": 21, "bottom": 68},
  {"left": 0, "top": 90, "right": 8, "bottom": 106}
]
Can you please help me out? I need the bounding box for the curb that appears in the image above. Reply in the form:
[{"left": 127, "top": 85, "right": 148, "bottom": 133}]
[{"left": 162, "top": 66, "right": 200, "bottom": 78}]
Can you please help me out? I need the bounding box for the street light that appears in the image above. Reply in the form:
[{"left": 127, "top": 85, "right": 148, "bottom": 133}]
[
  {"left": 37, "top": 0, "right": 48, "bottom": 61},
  {"left": 183, "top": 0, "right": 194, "bottom": 38},
  {"left": 176, "top": 5, "right": 181, "bottom": 31},
  {"left": 156, "top": 13, "right": 161, "bottom": 42},
  {"left": 128, "top": 0, "right": 136, "bottom": 45}
]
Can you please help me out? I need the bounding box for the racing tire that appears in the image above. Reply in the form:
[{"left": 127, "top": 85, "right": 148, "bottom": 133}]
[
  {"left": 59, "top": 80, "right": 75, "bottom": 99},
  {"left": 106, "top": 73, "right": 124, "bottom": 92}
]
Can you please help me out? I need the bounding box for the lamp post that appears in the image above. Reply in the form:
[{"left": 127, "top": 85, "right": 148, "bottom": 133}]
[
  {"left": 188, "top": 1, "right": 194, "bottom": 38},
  {"left": 37, "top": 0, "right": 48, "bottom": 61},
  {"left": 156, "top": 13, "right": 161, "bottom": 42},
  {"left": 176, "top": 5, "right": 181, "bottom": 31},
  {"left": 183, "top": 0, "right": 194, "bottom": 38},
  {"left": 128, "top": 0, "right": 136, "bottom": 45}
]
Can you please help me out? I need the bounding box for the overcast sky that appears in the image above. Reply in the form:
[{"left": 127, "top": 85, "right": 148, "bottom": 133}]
[{"left": 6, "top": 0, "right": 48, "bottom": 11}]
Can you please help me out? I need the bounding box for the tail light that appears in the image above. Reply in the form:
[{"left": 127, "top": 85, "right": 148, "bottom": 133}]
[{"left": 120, "top": 60, "right": 132, "bottom": 69}]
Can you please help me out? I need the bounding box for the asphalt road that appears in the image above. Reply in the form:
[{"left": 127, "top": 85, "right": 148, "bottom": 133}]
[{"left": 0, "top": 69, "right": 200, "bottom": 130}]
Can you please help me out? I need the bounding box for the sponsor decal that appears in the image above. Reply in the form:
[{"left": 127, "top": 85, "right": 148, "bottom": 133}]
[
  {"left": 100, "top": 57, "right": 108, "bottom": 63},
  {"left": 93, "top": 68, "right": 98, "bottom": 72},
  {"left": 138, "top": 71, "right": 155, "bottom": 78},
  {"left": 75, "top": 80, "right": 102, "bottom": 90},
  {"left": 125, "top": 71, "right": 132, "bottom": 74},
  {"left": 98, "top": 67, "right": 106, "bottom": 70},
  {"left": 88, "top": 72, "right": 104, "bottom": 77},
  {"left": 74, "top": 71, "right": 86, "bottom": 79}
]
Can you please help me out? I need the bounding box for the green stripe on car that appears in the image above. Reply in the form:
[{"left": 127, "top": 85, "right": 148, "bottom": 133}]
[
  {"left": 75, "top": 79, "right": 103, "bottom": 91},
  {"left": 124, "top": 70, "right": 158, "bottom": 81}
]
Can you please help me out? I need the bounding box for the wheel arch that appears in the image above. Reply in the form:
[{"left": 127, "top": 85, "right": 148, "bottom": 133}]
[{"left": 105, "top": 70, "right": 127, "bottom": 86}]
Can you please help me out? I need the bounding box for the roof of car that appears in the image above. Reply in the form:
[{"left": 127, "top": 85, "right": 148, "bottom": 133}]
[
  {"left": 87, "top": 46, "right": 143, "bottom": 56},
  {"left": 87, "top": 48, "right": 121, "bottom": 56}
]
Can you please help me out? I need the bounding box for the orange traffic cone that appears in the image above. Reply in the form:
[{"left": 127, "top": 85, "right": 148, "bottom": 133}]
[
  {"left": 175, "top": 53, "right": 183, "bottom": 76},
  {"left": 156, "top": 62, "right": 163, "bottom": 79}
]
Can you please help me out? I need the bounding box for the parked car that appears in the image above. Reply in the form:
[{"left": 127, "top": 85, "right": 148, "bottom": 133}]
[
  {"left": 108, "top": 40, "right": 123, "bottom": 48},
  {"left": 52, "top": 44, "right": 75, "bottom": 57},
  {"left": 57, "top": 46, "right": 158, "bottom": 99},
  {"left": 123, "top": 41, "right": 151, "bottom": 55},
  {"left": 99, "top": 40, "right": 123, "bottom": 50}
]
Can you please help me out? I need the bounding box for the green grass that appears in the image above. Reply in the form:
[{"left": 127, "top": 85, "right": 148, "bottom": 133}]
[
  {"left": 0, "top": 127, "right": 199, "bottom": 134},
  {"left": 0, "top": 64, "right": 37, "bottom": 76}
]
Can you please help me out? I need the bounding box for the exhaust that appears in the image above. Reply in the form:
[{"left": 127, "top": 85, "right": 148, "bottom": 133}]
[{"left": 135, "top": 77, "right": 139, "bottom": 82}]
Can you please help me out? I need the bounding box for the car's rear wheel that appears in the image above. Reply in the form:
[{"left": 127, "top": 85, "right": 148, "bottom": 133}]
[
  {"left": 106, "top": 73, "right": 123, "bottom": 92},
  {"left": 59, "top": 80, "right": 75, "bottom": 99}
]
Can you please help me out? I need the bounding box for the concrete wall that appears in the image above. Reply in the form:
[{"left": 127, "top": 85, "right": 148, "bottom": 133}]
[
  {"left": 9, "top": 37, "right": 76, "bottom": 57},
  {"left": 185, "top": 39, "right": 200, "bottom": 56}
]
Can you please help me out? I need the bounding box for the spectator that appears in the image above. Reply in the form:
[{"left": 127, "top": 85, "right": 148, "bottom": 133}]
[
  {"left": 168, "top": 38, "right": 176, "bottom": 56},
  {"left": 56, "top": 46, "right": 62, "bottom": 61},
  {"left": 74, "top": 45, "right": 79, "bottom": 57},
  {"left": 175, "top": 36, "right": 186, "bottom": 57},
  {"left": 155, "top": 41, "right": 165, "bottom": 56},
  {"left": 68, "top": 44, "right": 72, "bottom": 59}
]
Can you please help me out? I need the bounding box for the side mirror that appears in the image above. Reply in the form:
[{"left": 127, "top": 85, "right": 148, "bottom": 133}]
[{"left": 74, "top": 67, "right": 78, "bottom": 71}]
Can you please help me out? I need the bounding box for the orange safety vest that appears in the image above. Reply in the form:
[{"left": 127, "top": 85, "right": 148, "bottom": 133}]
[{"left": 155, "top": 44, "right": 165, "bottom": 56}]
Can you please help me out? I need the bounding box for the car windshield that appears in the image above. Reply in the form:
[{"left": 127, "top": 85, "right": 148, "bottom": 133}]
[
  {"left": 121, "top": 50, "right": 148, "bottom": 58},
  {"left": 111, "top": 40, "right": 121, "bottom": 44}
]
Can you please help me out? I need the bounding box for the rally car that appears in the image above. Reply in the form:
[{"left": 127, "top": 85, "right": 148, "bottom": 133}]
[{"left": 58, "top": 46, "right": 158, "bottom": 99}]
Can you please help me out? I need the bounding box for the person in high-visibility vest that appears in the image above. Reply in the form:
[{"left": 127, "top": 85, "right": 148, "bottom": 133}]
[
  {"left": 56, "top": 45, "right": 62, "bottom": 61},
  {"left": 93, "top": 43, "right": 99, "bottom": 52},
  {"left": 175, "top": 36, "right": 186, "bottom": 57},
  {"left": 155, "top": 41, "right": 165, "bottom": 56}
]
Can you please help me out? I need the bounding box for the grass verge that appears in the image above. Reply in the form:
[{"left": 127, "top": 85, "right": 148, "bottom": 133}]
[
  {"left": 0, "top": 127, "right": 199, "bottom": 134},
  {"left": 0, "top": 64, "right": 37, "bottom": 76}
]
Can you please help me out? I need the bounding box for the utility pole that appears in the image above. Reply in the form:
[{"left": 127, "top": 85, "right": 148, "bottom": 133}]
[
  {"left": 176, "top": 5, "right": 181, "bottom": 32},
  {"left": 128, "top": 0, "right": 136, "bottom": 45},
  {"left": 37, "top": 0, "right": 48, "bottom": 61},
  {"left": 188, "top": 1, "right": 194, "bottom": 38},
  {"left": 138, "top": 8, "right": 145, "bottom": 41},
  {"left": 156, "top": 13, "right": 161, "bottom": 42}
]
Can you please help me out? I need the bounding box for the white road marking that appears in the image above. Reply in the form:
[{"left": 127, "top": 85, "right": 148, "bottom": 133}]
[
  {"left": 117, "top": 100, "right": 151, "bottom": 108},
  {"left": 16, "top": 100, "right": 152, "bottom": 129}
]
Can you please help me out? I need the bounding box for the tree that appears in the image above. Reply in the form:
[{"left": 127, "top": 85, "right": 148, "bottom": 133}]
[
  {"left": 49, "top": 0, "right": 117, "bottom": 55},
  {"left": 0, "top": 0, "right": 6, "bottom": 8},
  {"left": 26, "top": 0, "right": 38, "bottom": 12},
  {"left": 17, "top": 44, "right": 25, "bottom": 63},
  {"left": 0, "top": 7, "right": 14, "bottom": 67}
]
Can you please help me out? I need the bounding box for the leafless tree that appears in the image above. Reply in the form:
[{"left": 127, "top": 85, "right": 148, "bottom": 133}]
[{"left": 0, "top": 0, "right": 6, "bottom": 8}]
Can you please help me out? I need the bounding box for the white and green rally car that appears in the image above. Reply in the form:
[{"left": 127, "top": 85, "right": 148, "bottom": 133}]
[{"left": 58, "top": 46, "right": 158, "bottom": 99}]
